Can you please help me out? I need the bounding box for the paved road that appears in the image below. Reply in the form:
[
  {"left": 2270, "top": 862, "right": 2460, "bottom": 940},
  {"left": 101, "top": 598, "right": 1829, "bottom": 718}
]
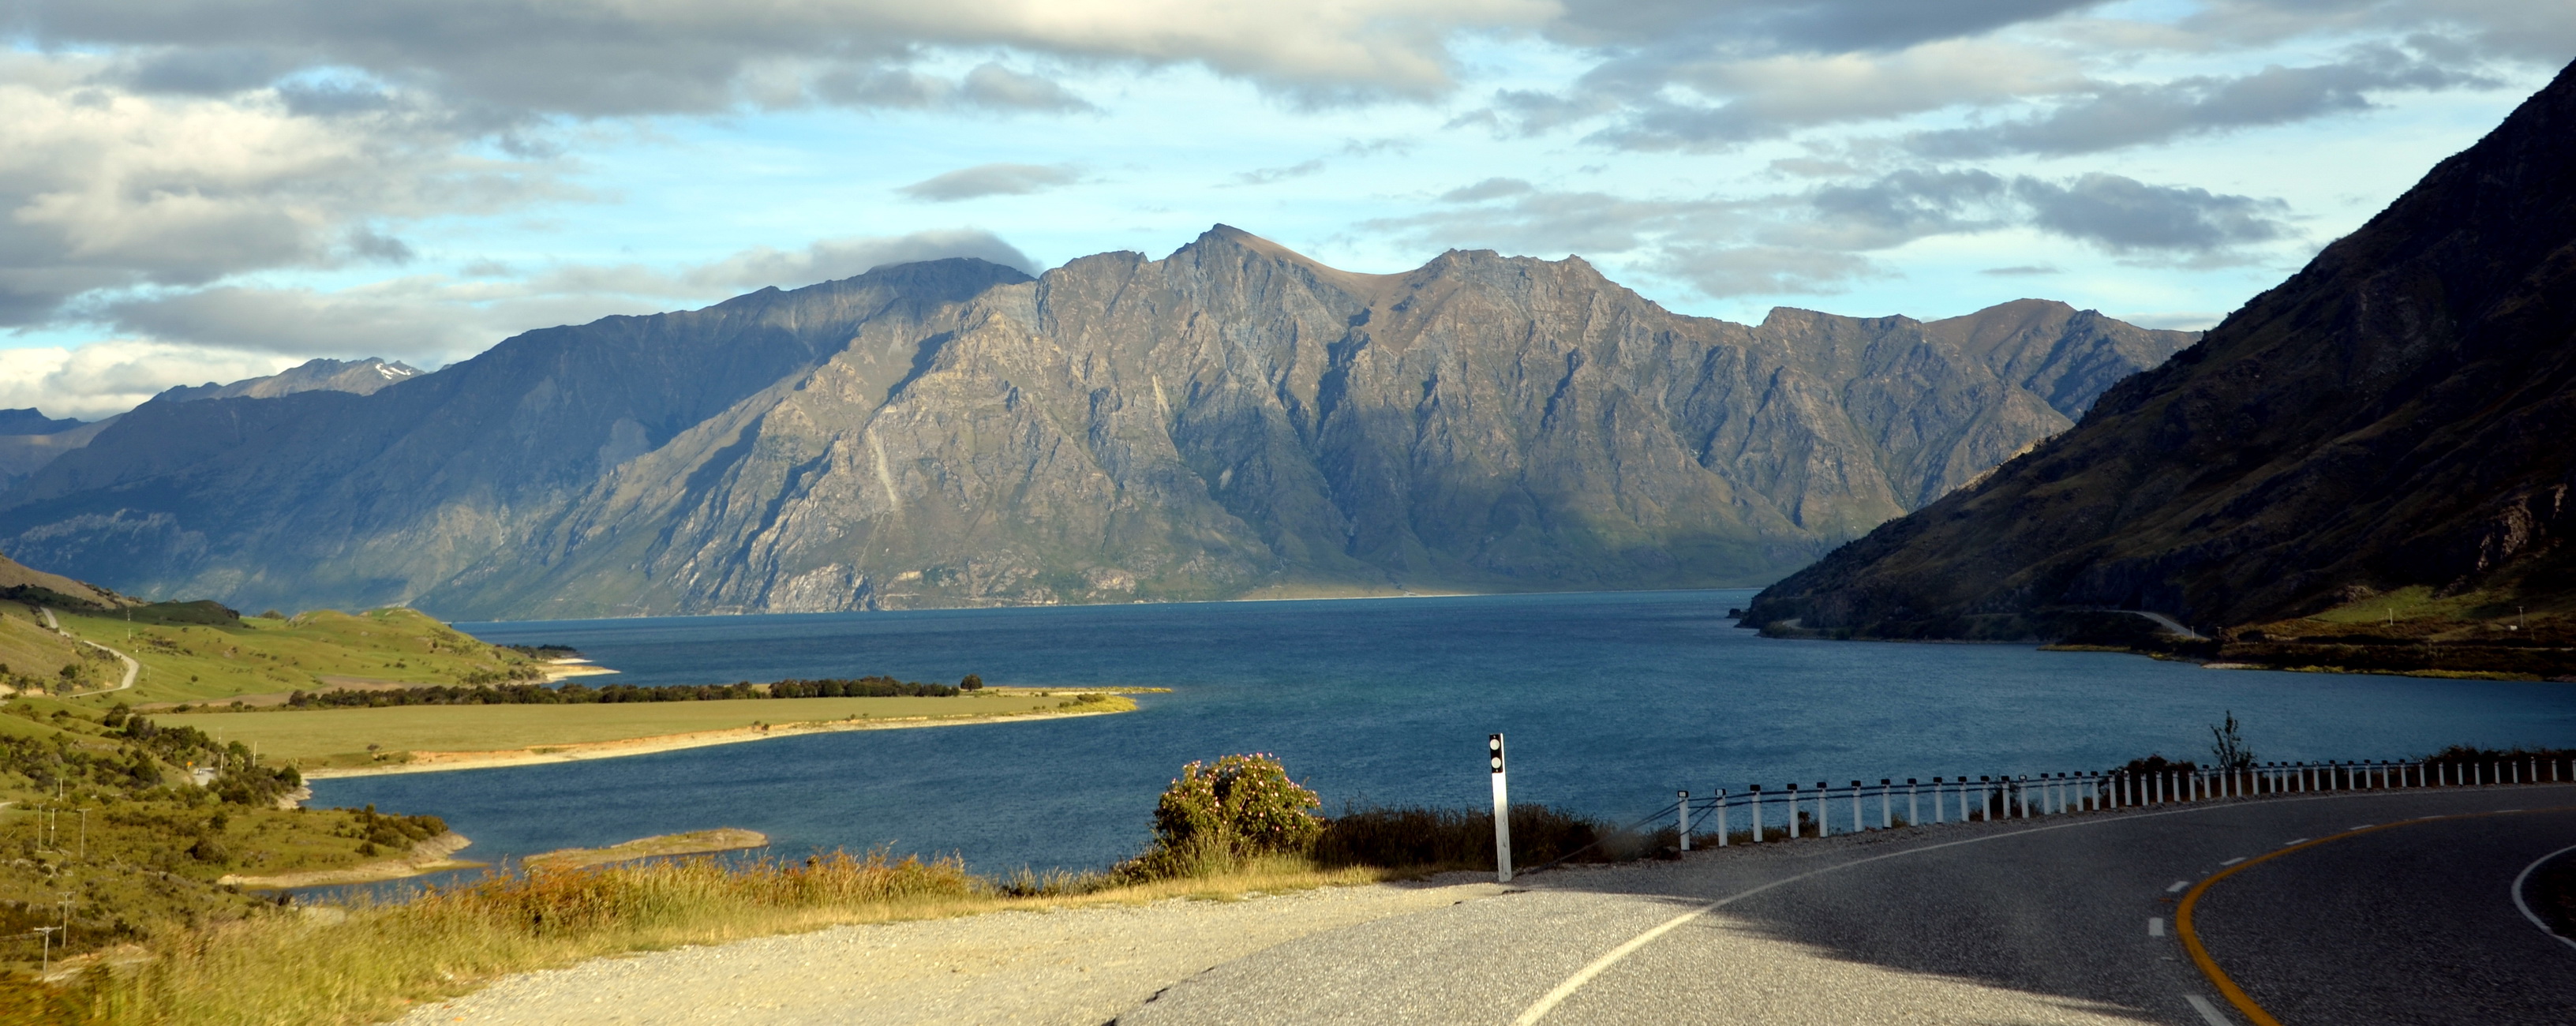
[
  {"left": 1120, "top": 785, "right": 2576, "bottom": 1024},
  {"left": 2191, "top": 804, "right": 2576, "bottom": 1024}
]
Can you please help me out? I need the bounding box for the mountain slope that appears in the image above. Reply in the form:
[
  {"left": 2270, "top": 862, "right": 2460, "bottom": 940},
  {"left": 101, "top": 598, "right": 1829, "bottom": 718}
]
[
  {"left": 1743, "top": 59, "right": 2576, "bottom": 646},
  {"left": 0, "top": 232, "right": 2186, "bottom": 618},
  {"left": 152, "top": 358, "right": 423, "bottom": 403}
]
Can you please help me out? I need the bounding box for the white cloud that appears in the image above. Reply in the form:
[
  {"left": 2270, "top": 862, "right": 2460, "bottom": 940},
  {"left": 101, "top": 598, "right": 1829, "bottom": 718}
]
[
  {"left": 0, "top": 54, "right": 556, "bottom": 326},
  {"left": 31, "top": 0, "right": 1559, "bottom": 114},
  {"left": 897, "top": 163, "right": 1083, "bottom": 202}
]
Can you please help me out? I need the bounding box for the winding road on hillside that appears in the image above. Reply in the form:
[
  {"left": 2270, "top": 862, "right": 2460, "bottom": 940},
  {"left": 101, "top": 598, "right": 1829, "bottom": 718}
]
[
  {"left": 408, "top": 785, "right": 2576, "bottom": 1025},
  {"left": 1122, "top": 786, "right": 2576, "bottom": 1025},
  {"left": 38, "top": 605, "right": 139, "bottom": 693}
]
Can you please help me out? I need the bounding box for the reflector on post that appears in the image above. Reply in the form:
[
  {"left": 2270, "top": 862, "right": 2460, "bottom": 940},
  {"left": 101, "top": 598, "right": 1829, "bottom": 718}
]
[{"left": 1489, "top": 733, "right": 1512, "bottom": 883}]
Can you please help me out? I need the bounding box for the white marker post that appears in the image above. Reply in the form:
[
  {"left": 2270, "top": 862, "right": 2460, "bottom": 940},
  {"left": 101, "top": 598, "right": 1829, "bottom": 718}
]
[
  {"left": 1678, "top": 791, "right": 1691, "bottom": 851},
  {"left": 1489, "top": 733, "right": 1513, "bottom": 883},
  {"left": 1714, "top": 788, "right": 1728, "bottom": 846}
]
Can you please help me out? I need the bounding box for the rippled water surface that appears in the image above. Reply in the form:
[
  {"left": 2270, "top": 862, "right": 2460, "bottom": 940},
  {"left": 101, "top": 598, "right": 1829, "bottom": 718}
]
[{"left": 309, "top": 590, "right": 2576, "bottom": 874}]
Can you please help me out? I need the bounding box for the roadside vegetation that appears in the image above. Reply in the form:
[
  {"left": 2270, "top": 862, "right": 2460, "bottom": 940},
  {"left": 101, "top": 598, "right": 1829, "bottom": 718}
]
[{"left": 0, "top": 751, "right": 1655, "bottom": 1025}]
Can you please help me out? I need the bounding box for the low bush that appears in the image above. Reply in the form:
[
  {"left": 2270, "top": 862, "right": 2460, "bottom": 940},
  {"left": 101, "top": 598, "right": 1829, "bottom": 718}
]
[
  {"left": 1313, "top": 803, "right": 1651, "bottom": 871},
  {"left": 1115, "top": 753, "right": 1322, "bottom": 882}
]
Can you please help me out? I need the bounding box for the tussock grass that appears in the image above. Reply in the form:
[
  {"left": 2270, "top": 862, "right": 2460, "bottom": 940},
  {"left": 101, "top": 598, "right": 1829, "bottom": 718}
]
[{"left": 8, "top": 848, "right": 1397, "bottom": 1025}]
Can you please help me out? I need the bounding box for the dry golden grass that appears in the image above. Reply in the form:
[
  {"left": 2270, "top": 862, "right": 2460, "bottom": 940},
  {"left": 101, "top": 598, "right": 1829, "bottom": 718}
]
[{"left": 13, "top": 850, "right": 1395, "bottom": 1025}]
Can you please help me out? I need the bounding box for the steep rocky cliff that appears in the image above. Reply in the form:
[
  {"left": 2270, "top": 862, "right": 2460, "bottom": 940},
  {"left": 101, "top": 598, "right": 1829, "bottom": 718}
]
[
  {"left": 0, "top": 231, "right": 2186, "bottom": 618},
  {"left": 1745, "top": 59, "right": 2576, "bottom": 648}
]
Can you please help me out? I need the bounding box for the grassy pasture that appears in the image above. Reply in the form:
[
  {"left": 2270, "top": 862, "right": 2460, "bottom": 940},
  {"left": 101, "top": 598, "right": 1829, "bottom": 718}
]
[
  {"left": 0, "top": 603, "right": 89, "bottom": 685},
  {"left": 156, "top": 691, "right": 1128, "bottom": 767},
  {"left": 49, "top": 607, "right": 544, "bottom": 705}
]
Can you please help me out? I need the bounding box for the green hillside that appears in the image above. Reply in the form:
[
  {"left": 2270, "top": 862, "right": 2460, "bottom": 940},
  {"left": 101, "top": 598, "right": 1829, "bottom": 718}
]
[{"left": 48, "top": 606, "right": 547, "bottom": 706}]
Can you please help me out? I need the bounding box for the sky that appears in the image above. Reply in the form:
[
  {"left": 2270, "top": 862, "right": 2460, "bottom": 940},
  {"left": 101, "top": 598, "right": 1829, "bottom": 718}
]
[{"left": 2, "top": 1, "right": 2568, "bottom": 420}]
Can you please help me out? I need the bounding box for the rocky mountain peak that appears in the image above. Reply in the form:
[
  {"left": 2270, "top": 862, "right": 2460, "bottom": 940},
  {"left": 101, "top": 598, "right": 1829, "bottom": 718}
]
[
  {"left": 1743, "top": 58, "right": 2576, "bottom": 639},
  {"left": 1, "top": 230, "right": 2196, "bottom": 618}
]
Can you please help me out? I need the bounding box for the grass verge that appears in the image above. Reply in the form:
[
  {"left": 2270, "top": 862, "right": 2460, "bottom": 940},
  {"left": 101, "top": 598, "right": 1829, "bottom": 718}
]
[{"left": 2, "top": 849, "right": 1398, "bottom": 1025}]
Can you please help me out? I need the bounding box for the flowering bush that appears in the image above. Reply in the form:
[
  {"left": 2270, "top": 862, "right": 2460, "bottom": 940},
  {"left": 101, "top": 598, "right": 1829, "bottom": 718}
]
[{"left": 1120, "top": 753, "right": 1322, "bottom": 879}]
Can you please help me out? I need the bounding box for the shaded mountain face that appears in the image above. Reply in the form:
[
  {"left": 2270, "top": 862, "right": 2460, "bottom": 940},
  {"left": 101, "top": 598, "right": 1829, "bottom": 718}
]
[
  {"left": 1745, "top": 59, "right": 2576, "bottom": 641},
  {"left": 0, "top": 233, "right": 2185, "bottom": 619},
  {"left": 0, "top": 358, "right": 429, "bottom": 494},
  {"left": 152, "top": 358, "right": 422, "bottom": 404},
  {"left": 0, "top": 410, "right": 84, "bottom": 435}
]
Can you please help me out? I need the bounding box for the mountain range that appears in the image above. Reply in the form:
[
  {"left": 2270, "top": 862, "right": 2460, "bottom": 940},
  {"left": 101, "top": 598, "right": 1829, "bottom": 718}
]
[
  {"left": 0, "top": 358, "right": 421, "bottom": 493},
  {"left": 1744, "top": 59, "right": 2576, "bottom": 669},
  {"left": 0, "top": 231, "right": 2188, "bottom": 619}
]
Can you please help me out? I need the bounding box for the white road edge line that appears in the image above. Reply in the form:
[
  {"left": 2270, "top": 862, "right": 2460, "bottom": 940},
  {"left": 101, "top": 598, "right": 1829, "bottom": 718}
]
[
  {"left": 1509, "top": 788, "right": 2576, "bottom": 1025},
  {"left": 2148, "top": 917, "right": 2165, "bottom": 937},
  {"left": 2184, "top": 993, "right": 2234, "bottom": 1025},
  {"left": 2509, "top": 841, "right": 2576, "bottom": 953},
  {"left": 1512, "top": 799, "right": 2315, "bottom": 1026},
  {"left": 2166, "top": 881, "right": 2190, "bottom": 893},
  {"left": 2283, "top": 838, "right": 2308, "bottom": 846}
]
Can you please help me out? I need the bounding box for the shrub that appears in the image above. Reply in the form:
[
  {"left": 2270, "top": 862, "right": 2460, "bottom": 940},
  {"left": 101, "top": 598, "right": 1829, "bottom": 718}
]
[
  {"left": 1313, "top": 803, "right": 1639, "bottom": 871},
  {"left": 1118, "top": 753, "right": 1321, "bottom": 881}
]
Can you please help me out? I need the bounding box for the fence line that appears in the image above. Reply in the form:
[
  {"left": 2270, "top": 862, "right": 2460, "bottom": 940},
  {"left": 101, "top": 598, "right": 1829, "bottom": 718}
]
[{"left": 1658, "top": 754, "right": 2571, "bottom": 850}]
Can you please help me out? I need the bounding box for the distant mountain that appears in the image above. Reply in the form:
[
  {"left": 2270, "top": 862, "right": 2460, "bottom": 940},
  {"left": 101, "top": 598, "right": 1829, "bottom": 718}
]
[
  {"left": 0, "top": 230, "right": 2188, "bottom": 618},
  {"left": 0, "top": 358, "right": 422, "bottom": 493},
  {"left": 0, "top": 410, "right": 84, "bottom": 435},
  {"left": 151, "top": 358, "right": 422, "bottom": 403},
  {"left": 1744, "top": 60, "right": 2576, "bottom": 663},
  {"left": 0, "top": 409, "right": 97, "bottom": 494}
]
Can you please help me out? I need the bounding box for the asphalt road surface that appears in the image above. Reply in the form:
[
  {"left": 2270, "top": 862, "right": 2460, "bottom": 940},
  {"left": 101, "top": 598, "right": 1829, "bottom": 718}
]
[{"left": 1119, "top": 784, "right": 2576, "bottom": 1025}]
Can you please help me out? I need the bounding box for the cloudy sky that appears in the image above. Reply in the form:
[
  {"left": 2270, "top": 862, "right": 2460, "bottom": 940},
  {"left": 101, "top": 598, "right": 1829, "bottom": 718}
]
[{"left": 2, "top": 1, "right": 2567, "bottom": 419}]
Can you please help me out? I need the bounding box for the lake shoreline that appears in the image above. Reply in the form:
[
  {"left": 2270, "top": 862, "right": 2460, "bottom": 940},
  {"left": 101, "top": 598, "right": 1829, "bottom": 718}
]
[{"left": 301, "top": 702, "right": 1136, "bottom": 780}]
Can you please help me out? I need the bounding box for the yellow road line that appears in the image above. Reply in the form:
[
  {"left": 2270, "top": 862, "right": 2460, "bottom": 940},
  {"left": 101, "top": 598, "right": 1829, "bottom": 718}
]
[{"left": 2177, "top": 805, "right": 2576, "bottom": 1026}]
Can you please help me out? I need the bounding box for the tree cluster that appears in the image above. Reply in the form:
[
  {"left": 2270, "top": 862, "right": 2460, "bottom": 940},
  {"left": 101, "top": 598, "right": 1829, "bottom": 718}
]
[{"left": 280, "top": 674, "right": 969, "bottom": 708}]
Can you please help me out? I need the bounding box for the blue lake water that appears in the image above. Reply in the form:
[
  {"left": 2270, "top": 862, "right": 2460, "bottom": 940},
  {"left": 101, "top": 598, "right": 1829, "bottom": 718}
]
[{"left": 309, "top": 589, "right": 2576, "bottom": 876}]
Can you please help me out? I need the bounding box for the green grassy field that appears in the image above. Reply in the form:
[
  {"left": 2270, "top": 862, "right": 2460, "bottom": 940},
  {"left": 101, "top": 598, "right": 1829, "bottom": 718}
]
[
  {"left": 0, "top": 602, "right": 91, "bottom": 687},
  {"left": 49, "top": 606, "right": 545, "bottom": 705},
  {"left": 157, "top": 691, "right": 1129, "bottom": 766}
]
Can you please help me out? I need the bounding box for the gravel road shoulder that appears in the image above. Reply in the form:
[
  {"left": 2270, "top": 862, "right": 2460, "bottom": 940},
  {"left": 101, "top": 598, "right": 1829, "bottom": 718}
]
[{"left": 394, "top": 877, "right": 1507, "bottom": 1026}]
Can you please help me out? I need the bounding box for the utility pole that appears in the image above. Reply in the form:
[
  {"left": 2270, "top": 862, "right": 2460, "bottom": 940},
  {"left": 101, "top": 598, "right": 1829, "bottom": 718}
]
[{"left": 33, "top": 926, "right": 55, "bottom": 976}]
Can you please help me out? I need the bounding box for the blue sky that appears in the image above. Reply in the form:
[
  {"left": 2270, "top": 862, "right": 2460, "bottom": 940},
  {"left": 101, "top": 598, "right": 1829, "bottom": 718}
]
[{"left": 2, "top": 0, "right": 2567, "bottom": 418}]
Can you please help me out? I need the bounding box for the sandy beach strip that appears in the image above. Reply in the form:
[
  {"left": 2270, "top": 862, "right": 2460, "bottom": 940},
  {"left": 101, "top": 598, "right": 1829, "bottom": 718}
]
[{"left": 300, "top": 703, "right": 1135, "bottom": 780}]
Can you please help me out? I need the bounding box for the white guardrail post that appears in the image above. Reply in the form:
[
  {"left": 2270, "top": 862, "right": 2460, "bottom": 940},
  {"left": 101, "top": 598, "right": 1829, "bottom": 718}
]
[
  {"left": 1489, "top": 733, "right": 1511, "bottom": 884},
  {"left": 1908, "top": 778, "right": 1920, "bottom": 826},
  {"left": 1749, "top": 784, "right": 1763, "bottom": 843},
  {"left": 1677, "top": 790, "right": 1690, "bottom": 852},
  {"left": 1714, "top": 788, "right": 1728, "bottom": 846}
]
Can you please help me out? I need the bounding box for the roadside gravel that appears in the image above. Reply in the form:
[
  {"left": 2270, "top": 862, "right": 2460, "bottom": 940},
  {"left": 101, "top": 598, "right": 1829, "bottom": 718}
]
[{"left": 393, "top": 877, "right": 1507, "bottom": 1026}]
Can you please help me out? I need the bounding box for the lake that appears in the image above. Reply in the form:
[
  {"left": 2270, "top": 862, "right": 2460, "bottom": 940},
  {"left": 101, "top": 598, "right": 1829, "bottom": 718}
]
[{"left": 309, "top": 589, "right": 2576, "bottom": 875}]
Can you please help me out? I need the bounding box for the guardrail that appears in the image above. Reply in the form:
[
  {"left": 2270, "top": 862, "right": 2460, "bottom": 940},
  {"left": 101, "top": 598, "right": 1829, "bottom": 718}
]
[{"left": 1655, "top": 753, "right": 2573, "bottom": 852}]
